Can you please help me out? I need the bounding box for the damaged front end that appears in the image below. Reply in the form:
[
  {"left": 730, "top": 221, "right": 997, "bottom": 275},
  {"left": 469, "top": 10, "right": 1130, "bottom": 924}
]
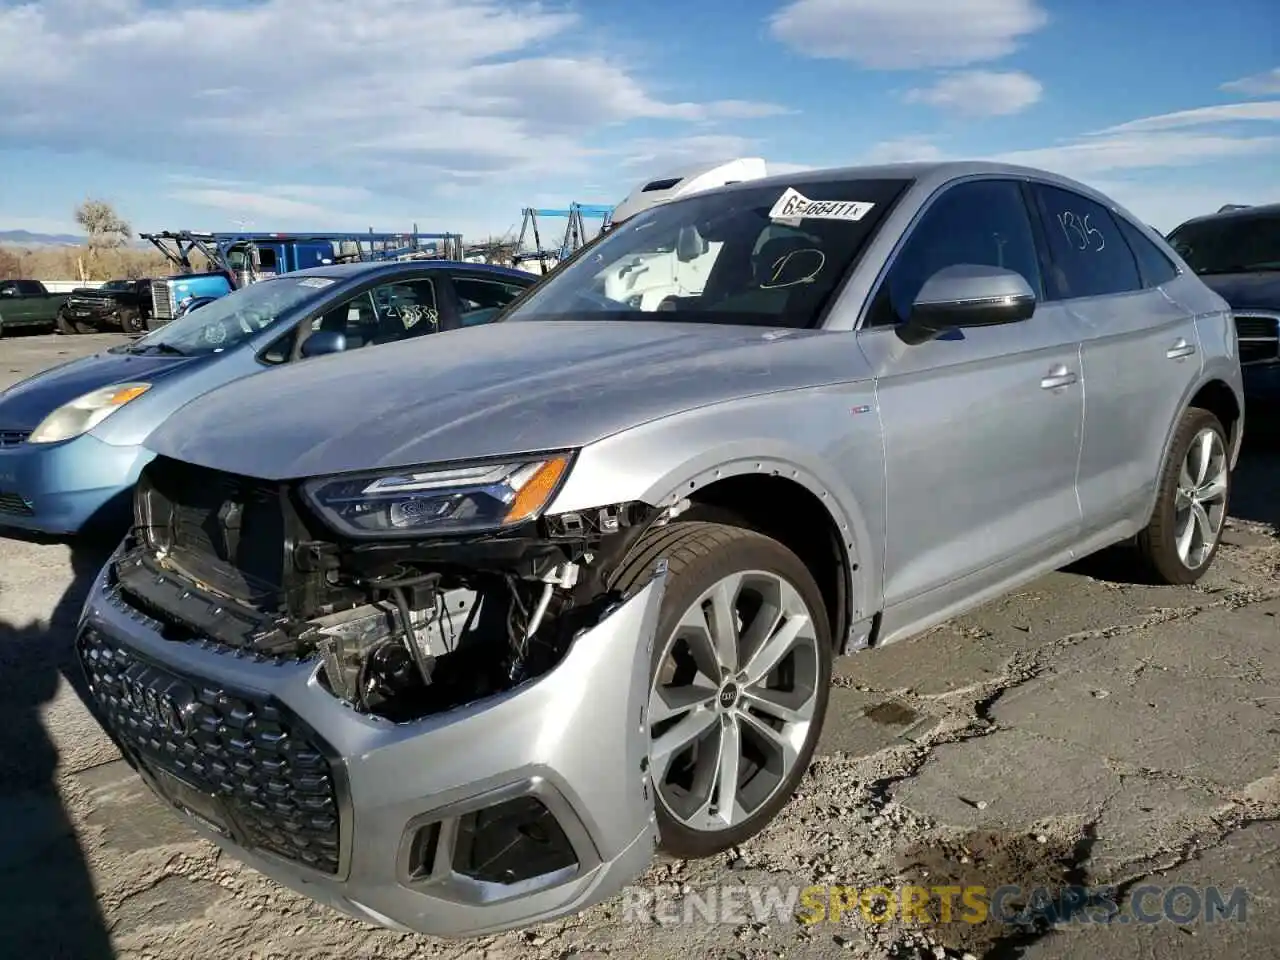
[
  {"left": 122, "top": 452, "right": 663, "bottom": 721},
  {"left": 76, "top": 451, "right": 673, "bottom": 936}
]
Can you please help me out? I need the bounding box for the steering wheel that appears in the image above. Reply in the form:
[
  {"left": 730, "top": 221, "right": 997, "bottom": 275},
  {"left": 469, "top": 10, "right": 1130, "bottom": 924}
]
[{"left": 572, "top": 289, "right": 632, "bottom": 311}]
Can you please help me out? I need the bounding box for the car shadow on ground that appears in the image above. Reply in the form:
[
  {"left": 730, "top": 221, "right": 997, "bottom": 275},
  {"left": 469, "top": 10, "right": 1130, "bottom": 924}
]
[
  {"left": 1068, "top": 403, "right": 1280, "bottom": 584},
  {"left": 0, "top": 528, "right": 119, "bottom": 958}
]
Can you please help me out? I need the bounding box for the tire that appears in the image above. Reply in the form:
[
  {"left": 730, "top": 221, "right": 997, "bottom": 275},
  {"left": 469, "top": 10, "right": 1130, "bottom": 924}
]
[
  {"left": 1135, "top": 407, "right": 1231, "bottom": 585},
  {"left": 610, "top": 520, "right": 832, "bottom": 859},
  {"left": 55, "top": 309, "right": 78, "bottom": 335},
  {"left": 118, "top": 307, "right": 147, "bottom": 334}
]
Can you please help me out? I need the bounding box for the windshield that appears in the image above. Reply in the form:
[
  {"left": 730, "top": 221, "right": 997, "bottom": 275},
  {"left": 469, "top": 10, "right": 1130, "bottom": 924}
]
[
  {"left": 1167, "top": 213, "right": 1280, "bottom": 275},
  {"left": 504, "top": 177, "right": 911, "bottom": 328},
  {"left": 127, "top": 275, "right": 337, "bottom": 356}
]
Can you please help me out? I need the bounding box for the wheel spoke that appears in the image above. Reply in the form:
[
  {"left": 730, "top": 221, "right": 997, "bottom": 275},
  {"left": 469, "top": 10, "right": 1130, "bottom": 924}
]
[
  {"left": 1196, "top": 474, "right": 1227, "bottom": 504},
  {"left": 1192, "top": 430, "right": 1215, "bottom": 486},
  {"left": 711, "top": 718, "right": 742, "bottom": 825},
  {"left": 1190, "top": 501, "right": 1215, "bottom": 549},
  {"left": 650, "top": 683, "right": 717, "bottom": 726},
  {"left": 736, "top": 708, "right": 800, "bottom": 771},
  {"left": 740, "top": 685, "right": 814, "bottom": 725},
  {"left": 673, "top": 605, "right": 727, "bottom": 684},
  {"left": 651, "top": 706, "right": 717, "bottom": 775},
  {"left": 741, "top": 612, "right": 810, "bottom": 686},
  {"left": 1178, "top": 460, "right": 1196, "bottom": 493},
  {"left": 1175, "top": 510, "right": 1196, "bottom": 563},
  {"left": 705, "top": 576, "right": 741, "bottom": 674}
]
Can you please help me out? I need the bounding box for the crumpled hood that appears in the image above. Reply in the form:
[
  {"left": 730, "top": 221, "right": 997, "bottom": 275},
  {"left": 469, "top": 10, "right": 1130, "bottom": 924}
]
[
  {"left": 0, "top": 349, "right": 198, "bottom": 431},
  {"left": 1198, "top": 272, "right": 1280, "bottom": 312},
  {"left": 146, "top": 320, "right": 852, "bottom": 480}
]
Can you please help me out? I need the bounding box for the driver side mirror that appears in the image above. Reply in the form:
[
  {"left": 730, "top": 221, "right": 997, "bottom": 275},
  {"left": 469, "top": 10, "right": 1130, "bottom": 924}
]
[
  {"left": 675, "top": 225, "right": 708, "bottom": 262},
  {"left": 898, "top": 264, "right": 1036, "bottom": 345},
  {"left": 301, "top": 329, "right": 347, "bottom": 358}
]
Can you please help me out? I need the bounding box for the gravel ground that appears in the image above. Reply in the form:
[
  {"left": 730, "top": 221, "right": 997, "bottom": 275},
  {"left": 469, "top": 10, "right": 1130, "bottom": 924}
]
[{"left": 2, "top": 332, "right": 1278, "bottom": 960}]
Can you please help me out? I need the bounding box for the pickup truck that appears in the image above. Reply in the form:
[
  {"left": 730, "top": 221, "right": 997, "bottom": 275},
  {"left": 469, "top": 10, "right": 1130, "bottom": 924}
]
[
  {"left": 59, "top": 278, "right": 153, "bottom": 334},
  {"left": 0, "top": 279, "right": 69, "bottom": 336}
]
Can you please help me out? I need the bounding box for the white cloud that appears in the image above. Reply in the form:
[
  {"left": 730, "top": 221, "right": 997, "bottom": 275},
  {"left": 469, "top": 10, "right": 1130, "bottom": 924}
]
[
  {"left": 768, "top": 0, "right": 1048, "bottom": 69},
  {"left": 1221, "top": 67, "right": 1280, "bottom": 97},
  {"left": 1089, "top": 100, "right": 1280, "bottom": 135},
  {"left": 1084, "top": 179, "right": 1275, "bottom": 233},
  {"left": 904, "top": 70, "right": 1042, "bottom": 116},
  {"left": 994, "top": 132, "right": 1280, "bottom": 177},
  {"left": 617, "top": 134, "right": 761, "bottom": 174},
  {"left": 0, "top": 0, "right": 785, "bottom": 193}
]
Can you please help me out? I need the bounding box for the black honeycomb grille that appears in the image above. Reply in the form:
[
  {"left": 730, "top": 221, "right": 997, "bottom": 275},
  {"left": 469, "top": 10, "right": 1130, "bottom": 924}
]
[{"left": 77, "top": 627, "right": 343, "bottom": 875}]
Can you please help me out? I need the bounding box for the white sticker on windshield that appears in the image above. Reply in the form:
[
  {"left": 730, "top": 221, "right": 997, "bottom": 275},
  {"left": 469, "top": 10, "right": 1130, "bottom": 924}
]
[
  {"left": 297, "top": 277, "right": 336, "bottom": 288},
  {"left": 769, "top": 188, "right": 875, "bottom": 225}
]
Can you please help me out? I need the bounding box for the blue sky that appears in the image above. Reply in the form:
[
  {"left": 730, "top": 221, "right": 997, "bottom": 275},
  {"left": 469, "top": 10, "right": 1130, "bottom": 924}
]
[{"left": 0, "top": 0, "right": 1276, "bottom": 242}]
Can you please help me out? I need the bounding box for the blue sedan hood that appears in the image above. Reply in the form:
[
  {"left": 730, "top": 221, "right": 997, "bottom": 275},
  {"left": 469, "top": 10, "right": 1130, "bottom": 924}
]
[{"left": 0, "top": 349, "right": 198, "bottom": 431}]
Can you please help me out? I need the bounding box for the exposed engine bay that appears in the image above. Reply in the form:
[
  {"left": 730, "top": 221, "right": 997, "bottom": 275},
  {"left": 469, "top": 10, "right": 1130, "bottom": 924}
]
[{"left": 111, "top": 455, "right": 673, "bottom": 723}]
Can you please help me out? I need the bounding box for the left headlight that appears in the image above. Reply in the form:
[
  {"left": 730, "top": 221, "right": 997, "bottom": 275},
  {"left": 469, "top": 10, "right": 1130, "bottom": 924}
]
[
  {"left": 28, "top": 382, "right": 152, "bottom": 444},
  {"left": 301, "top": 454, "right": 573, "bottom": 538}
]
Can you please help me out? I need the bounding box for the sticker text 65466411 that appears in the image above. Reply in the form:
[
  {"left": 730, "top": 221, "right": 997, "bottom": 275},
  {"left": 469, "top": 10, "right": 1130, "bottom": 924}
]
[{"left": 769, "top": 188, "right": 876, "bottom": 226}]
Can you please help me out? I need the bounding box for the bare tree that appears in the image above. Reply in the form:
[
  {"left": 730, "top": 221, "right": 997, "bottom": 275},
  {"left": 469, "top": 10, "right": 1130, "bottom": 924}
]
[{"left": 74, "top": 199, "right": 132, "bottom": 278}]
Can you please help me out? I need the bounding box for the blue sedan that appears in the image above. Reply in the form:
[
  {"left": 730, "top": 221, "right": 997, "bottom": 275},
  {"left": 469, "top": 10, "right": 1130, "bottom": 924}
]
[{"left": 0, "top": 260, "right": 536, "bottom": 537}]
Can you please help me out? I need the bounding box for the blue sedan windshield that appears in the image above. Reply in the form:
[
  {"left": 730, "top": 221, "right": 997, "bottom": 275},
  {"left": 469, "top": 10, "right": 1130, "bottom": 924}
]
[{"left": 127, "top": 276, "right": 336, "bottom": 356}]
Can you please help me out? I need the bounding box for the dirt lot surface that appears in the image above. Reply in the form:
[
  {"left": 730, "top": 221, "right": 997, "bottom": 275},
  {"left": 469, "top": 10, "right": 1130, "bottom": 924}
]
[{"left": 2, "top": 331, "right": 1278, "bottom": 959}]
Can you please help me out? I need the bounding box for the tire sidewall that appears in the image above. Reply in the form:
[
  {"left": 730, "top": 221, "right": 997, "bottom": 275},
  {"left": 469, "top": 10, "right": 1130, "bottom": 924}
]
[{"left": 648, "top": 530, "right": 832, "bottom": 857}]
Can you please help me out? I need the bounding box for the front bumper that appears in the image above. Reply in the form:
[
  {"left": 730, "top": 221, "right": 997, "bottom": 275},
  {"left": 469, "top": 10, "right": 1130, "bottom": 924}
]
[
  {"left": 76, "top": 552, "right": 667, "bottom": 938},
  {"left": 0, "top": 432, "right": 151, "bottom": 536}
]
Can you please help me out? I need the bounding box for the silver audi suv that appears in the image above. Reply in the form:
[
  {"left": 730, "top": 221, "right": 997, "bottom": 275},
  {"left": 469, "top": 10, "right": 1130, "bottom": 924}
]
[{"left": 77, "top": 161, "right": 1244, "bottom": 938}]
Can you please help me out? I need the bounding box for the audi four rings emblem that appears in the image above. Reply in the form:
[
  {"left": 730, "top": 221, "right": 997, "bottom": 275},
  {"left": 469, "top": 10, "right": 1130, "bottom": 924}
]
[{"left": 120, "top": 674, "right": 198, "bottom": 736}]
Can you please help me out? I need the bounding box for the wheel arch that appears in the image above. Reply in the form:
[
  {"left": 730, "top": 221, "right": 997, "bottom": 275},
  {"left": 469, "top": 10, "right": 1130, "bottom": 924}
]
[
  {"left": 1145, "top": 374, "right": 1243, "bottom": 520},
  {"left": 555, "top": 449, "right": 880, "bottom": 655}
]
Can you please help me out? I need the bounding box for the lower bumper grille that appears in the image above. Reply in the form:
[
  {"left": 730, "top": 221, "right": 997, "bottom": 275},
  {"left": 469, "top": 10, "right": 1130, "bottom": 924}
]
[
  {"left": 1234, "top": 312, "right": 1280, "bottom": 367},
  {"left": 0, "top": 491, "right": 33, "bottom": 515},
  {"left": 77, "top": 627, "right": 344, "bottom": 875},
  {"left": 0, "top": 430, "right": 29, "bottom": 448}
]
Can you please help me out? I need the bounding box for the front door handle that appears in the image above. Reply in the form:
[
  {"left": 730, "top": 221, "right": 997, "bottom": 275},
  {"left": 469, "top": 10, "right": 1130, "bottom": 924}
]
[
  {"left": 1166, "top": 338, "right": 1196, "bottom": 359},
  {"left": 1040, "top": 363, "right": 1078, "bottom": 390}
]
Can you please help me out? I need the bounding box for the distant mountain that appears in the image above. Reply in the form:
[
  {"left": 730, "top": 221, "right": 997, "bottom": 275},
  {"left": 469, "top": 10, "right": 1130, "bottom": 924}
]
[{"left": 0, "top": 229, "right": 86, "bottom": 247}]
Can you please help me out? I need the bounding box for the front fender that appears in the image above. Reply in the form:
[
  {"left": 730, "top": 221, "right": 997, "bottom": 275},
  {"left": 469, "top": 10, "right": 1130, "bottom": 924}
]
[{"left": 547, "top": 385, "right": 886, "bottom": 627}]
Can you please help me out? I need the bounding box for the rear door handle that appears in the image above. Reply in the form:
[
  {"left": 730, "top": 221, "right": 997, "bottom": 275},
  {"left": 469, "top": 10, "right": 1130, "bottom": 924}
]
[
  {"left": 1040, "top": 364, "right": 1078, "bottom": 390},
  {"left": 1166, "top": 338, "right": 1196, "bottom": 359}
]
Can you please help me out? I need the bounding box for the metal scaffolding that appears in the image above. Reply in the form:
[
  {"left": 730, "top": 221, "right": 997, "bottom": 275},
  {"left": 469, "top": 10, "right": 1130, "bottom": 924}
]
[{"left": 513, "top": 202, "right": 614, "bottom": 274}]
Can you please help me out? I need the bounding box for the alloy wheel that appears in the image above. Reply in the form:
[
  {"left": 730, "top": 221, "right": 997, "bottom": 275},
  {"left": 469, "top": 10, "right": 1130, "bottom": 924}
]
[
  {"left": 1173, "top": 426, "right": 1228, "bottom": 570},
  {"left": 647, "top": 569, "right": 821, "bottom": 833}
]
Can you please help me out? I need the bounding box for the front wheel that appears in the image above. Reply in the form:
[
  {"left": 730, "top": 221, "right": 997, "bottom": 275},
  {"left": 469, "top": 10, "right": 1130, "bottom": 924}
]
[
  {"left": 1136, "top": 407, "right": 1231, "bottom": 585},
  {"left": 611, "top": 521, "right": 832, "bottom": 859},
  {"left": 55, "top": 308, "right": 79, "bottom": 335},
  {"left": 118, "top": 307, "right": 147, "bottom": 334}
]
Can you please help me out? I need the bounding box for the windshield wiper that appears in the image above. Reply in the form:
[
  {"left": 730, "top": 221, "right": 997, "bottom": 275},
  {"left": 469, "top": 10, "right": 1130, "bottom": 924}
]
[{"left": 127, "top": 342, "right": 188, "bottom": 356}]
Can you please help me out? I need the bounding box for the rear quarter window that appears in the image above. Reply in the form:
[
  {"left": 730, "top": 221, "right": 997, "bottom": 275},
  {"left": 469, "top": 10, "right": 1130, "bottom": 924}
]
[
  {"left": 1115, "top": 217, "right": 1179, "bottom": 287},
  {"left": 1033, "top": 183, "right": 1142, "bottom": 299}
]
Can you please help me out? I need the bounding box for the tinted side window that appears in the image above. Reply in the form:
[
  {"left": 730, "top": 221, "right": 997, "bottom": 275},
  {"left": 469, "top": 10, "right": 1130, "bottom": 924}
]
[
  {"left": 311, "top": 279, "right": 439, "bottom": 349},
  {"left": 869, "top": 179, "right": 1042, "bottom": 326},
  {"left": 1033, "top": 184, "right": 1141, "bottom": 299},
  {"left": 453, "top": 276, "right": 529, "bottom": 326},
  {"left": 1115, "top": 217, "right": 1179, "bottom": 287}
]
